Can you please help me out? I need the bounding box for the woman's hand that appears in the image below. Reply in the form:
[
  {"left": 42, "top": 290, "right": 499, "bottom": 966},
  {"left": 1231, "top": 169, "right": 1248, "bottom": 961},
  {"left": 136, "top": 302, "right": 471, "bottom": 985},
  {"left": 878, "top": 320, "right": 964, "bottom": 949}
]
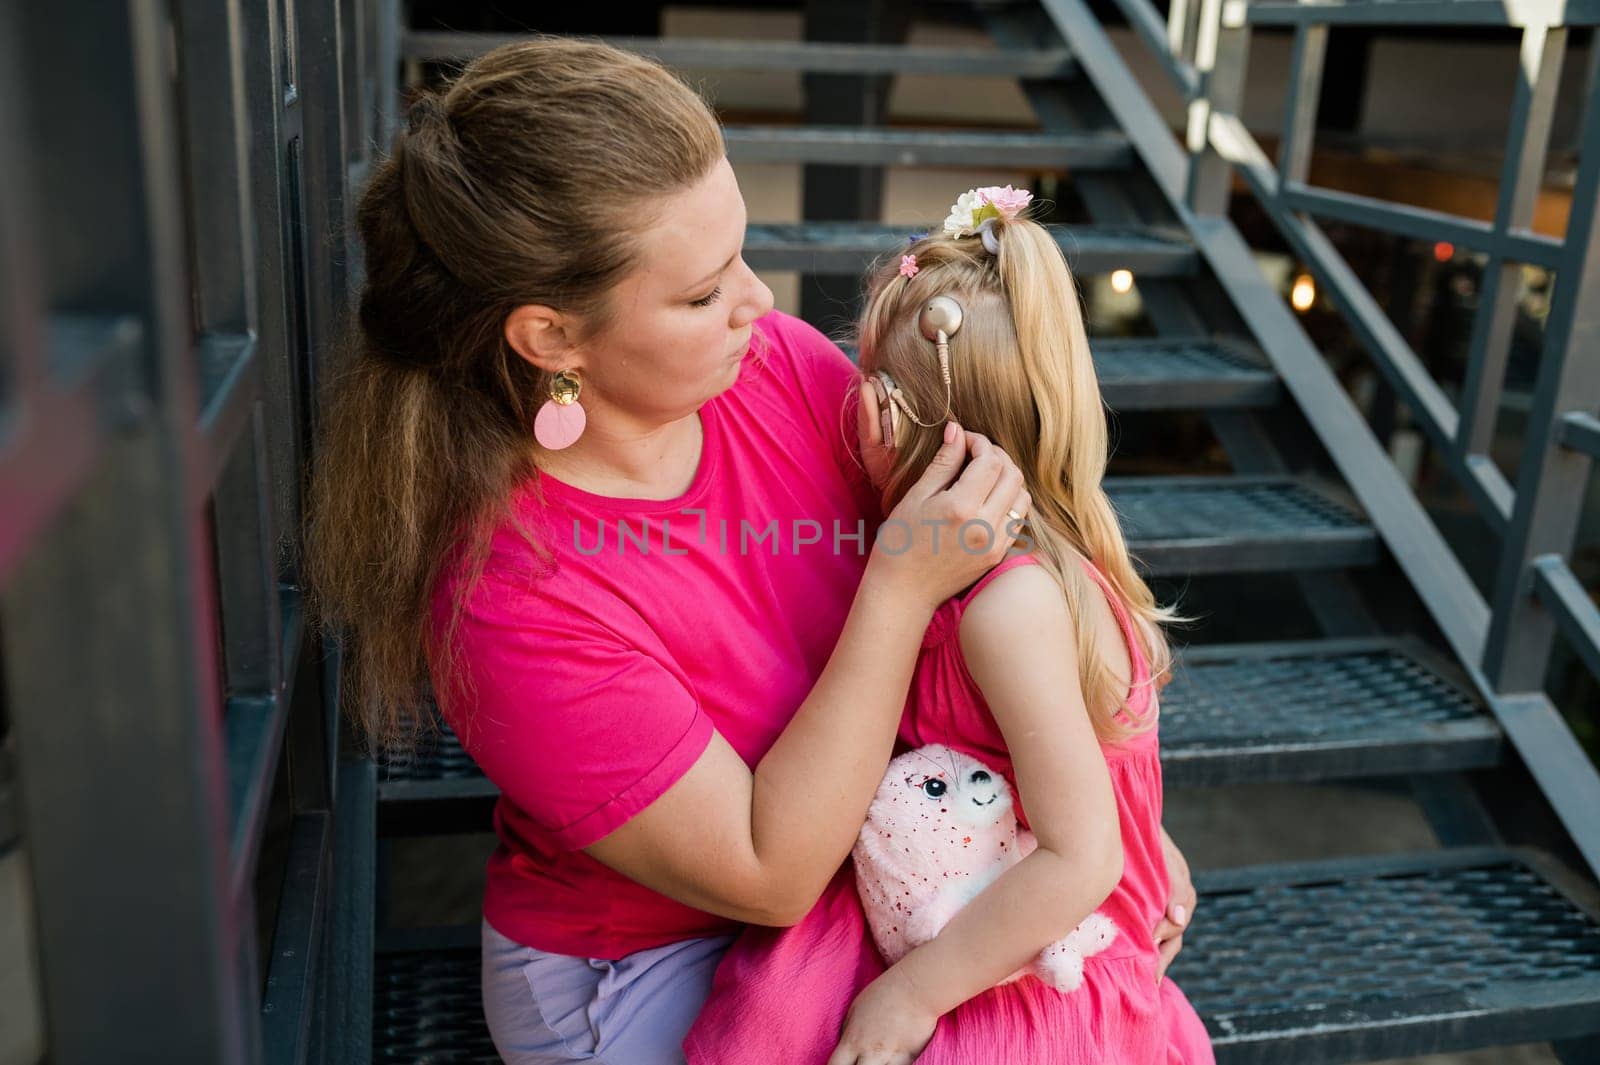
[
  {"left": 1153, "top": 826, "right": 1195, "bottom": 984},
  {"left": 827, "top": 967, "right": 939, "bottom": 1065},
  {"left": 857, "top": 392, "right": 1030, "bottom": 615}
]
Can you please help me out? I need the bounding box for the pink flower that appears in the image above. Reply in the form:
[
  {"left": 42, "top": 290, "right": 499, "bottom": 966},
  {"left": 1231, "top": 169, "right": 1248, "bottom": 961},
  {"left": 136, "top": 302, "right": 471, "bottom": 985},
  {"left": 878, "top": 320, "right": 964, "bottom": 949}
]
[
  {"left": 977, "top": 185, "right": 1033, "bottom": 220},
  {"left": 899, "top": 254, "right": 920, "bottom": 278}
]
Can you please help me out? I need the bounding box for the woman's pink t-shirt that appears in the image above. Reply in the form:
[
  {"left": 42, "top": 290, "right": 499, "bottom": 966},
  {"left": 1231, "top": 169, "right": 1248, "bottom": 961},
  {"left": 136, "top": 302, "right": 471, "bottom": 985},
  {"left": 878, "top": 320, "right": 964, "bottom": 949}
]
[{"left": 428, "top": 310, "right": 882, "bottom": 959}]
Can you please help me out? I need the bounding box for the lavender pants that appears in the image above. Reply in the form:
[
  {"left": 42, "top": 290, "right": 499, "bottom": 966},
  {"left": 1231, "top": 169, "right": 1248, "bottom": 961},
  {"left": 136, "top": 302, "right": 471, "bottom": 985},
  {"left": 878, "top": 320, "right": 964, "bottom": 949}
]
[{"left": 481, "top": 917, "right": 738, "bottom": 1064}]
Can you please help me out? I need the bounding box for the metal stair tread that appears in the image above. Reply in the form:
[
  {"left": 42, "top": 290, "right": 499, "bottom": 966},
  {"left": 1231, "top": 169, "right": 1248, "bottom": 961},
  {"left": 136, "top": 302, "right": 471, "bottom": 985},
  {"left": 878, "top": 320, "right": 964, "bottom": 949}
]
[
  {"left": 378, "top": 634, "right": 1490, "bottom": 818},
  {"left": 1105, "top": 474, "right": 1379, "bottom": 575},
  {"left": 1161, "top": 636, "right": 1501, "bottom": 785},
  {"left": 368, "top": 847, "right": 1600, "bottom": 1064},
  {"left": 1094, "top": 337, "right": 1279, "bottom": 410},
  {"left": 742, "top": 221, "right": 1198, "bottom": 275},
  {"left": 724, "top": 124, "right": 1132, "bottom": 167},
  {"left": 401, "top": 33, "right": 1080, "bottom": 77},
  {"left": 833, "top": 336, "right": 1277, "bottom": 411}
]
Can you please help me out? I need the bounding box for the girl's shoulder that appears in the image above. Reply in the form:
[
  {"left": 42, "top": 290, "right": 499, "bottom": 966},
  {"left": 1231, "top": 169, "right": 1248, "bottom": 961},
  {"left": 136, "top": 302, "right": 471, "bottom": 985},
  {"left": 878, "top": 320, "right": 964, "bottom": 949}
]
[
  {"left": 920, "top": 550, "right": 1047, "bottom": 649},
  {"left": 956, "top": 548, "right": 1048, "bottom": 608}
]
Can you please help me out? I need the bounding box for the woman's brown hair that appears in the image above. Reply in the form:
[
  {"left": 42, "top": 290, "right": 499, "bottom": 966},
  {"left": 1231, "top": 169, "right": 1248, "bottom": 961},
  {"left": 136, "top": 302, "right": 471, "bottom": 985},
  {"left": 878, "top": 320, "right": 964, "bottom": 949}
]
[{"left": 303, "top": 36, "right": 724, "bottom": 754}]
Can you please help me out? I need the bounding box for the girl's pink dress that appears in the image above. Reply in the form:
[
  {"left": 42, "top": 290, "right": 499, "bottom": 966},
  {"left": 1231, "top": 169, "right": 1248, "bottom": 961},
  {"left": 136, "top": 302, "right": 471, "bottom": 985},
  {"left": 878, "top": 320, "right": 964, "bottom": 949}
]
[{"left": 683, "top": 551, "right": 1216, "bottom": 1064}]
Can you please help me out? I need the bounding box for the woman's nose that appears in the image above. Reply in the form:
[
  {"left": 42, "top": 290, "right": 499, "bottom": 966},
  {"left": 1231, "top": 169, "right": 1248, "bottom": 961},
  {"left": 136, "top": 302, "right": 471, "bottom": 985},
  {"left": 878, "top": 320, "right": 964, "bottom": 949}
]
[{"left": 730, "top": 260, "right": 774, "bottom": 326}]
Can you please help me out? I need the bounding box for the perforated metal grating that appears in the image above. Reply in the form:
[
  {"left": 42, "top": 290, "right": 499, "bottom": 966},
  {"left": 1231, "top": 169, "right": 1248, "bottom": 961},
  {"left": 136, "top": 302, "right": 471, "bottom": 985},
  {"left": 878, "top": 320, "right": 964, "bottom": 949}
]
[
  {"left": 1187, "top": 859, "right": 1600, "bottom": 1006},
  {"left": 1093, "top": 338, "right": 1273, "bottom": 383},
  {"left": 369, "top": 849, "right": 1600, "bottom": 1064},
  {"left": 1179, "top": 849, "right": 1600, "bottom": 1055},
  {"left": 722, "top": 125, "right": 1133, "bottom": 168},
  {"left": 378, "top": 710, "right": 475, "bottom": 784},
  {"left": 1159, "top": 639, "right": 1501, "bottom": 783},
  {"left": 1108, "top": 477, "right": 1367, "bottom": 538},
  {"left": 374, "top": 948, "right": 498, "bottom": 1063},
  {"left": 381, "top": 638, "right": 1498, "bottom": 798},
  {"left": 1168, "top": 644, "right": 1473, "bottom": 737},
  {"left": 741, "top": 221, "right": 1199, "bottom": 275}
]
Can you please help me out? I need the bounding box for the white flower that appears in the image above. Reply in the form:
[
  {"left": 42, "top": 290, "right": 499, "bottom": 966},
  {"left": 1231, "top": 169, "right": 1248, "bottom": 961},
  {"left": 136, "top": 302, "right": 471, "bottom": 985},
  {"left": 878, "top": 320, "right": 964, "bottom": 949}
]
[{"left": 942, "top": 189, "right": 986, "bottom": 237}]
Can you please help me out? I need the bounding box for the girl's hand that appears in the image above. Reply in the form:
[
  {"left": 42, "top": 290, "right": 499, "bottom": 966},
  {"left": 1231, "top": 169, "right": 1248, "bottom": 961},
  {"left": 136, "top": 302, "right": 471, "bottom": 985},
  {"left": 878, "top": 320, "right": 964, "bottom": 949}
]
[
  {"left": 861, "top": 418, "right": 1031, "bottom": 616},
  {"left": 827, "top": 967, "right": 939, "bottom": 1065},
  {"left": 1153, "top": 827, "right": 1195, "bottom": 984}
]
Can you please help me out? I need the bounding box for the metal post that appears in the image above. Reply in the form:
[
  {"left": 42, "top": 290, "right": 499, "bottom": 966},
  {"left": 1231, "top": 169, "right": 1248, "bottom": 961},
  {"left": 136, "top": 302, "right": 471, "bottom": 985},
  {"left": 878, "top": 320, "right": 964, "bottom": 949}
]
[
  {"left": 1481, "top": 60, "right": 1600, "bottom": 692},
  {"left": 1186, "top": 0, "right": 1250, "bottom": 214},
  {"left": 799, "top": 0, "right": 911, "bottom": 333},
  {"left": 1456, "top": 23, "right": 1568, "bottom": 463}
]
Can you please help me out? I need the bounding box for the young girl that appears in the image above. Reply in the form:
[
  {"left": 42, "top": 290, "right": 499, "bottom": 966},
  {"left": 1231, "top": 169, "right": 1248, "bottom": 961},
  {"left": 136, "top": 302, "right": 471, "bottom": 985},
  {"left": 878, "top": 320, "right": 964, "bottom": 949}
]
[{"left": 682, "top": 188, "right": 1215, "bottom": 1064}]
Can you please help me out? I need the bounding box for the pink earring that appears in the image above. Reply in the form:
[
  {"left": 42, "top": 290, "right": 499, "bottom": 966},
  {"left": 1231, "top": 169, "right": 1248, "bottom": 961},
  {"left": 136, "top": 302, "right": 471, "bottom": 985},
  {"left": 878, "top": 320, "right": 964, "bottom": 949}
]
[{"left": 534, "top": 368, "right": 586, "bottom": 450}]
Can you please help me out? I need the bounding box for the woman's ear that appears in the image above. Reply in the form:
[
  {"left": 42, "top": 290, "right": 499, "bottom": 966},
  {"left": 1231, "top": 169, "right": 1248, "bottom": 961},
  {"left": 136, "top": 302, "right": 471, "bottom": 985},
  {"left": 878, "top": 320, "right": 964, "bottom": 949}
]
[{"left": 505, "top": 303, "right": 583, "bottom": 373}]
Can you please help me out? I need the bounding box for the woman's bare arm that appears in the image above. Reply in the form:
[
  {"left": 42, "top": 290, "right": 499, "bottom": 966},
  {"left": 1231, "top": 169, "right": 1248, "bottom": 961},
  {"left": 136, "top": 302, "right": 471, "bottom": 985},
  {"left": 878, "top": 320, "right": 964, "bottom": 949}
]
[{"left": 583, "top": 422, "right": 1031, "bottom": 926}]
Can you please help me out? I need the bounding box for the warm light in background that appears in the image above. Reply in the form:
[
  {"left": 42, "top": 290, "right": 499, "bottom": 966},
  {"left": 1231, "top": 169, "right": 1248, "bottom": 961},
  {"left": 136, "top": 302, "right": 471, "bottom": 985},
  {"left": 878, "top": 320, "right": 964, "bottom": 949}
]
[
  {"left": 1110, "top": 268, "right": 1134, "bottom": 294},
  {"left": 1433, "top": 241, "right": 1455, "bottom": 262},
  {"left": 1290, "top": 273, "right": 1316, "bottom": 312}
]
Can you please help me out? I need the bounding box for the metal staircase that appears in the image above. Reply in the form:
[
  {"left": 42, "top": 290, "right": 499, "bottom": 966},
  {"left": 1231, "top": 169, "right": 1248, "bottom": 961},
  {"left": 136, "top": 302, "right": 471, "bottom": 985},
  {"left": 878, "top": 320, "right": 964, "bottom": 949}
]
[
  {"left": 5, "top": 1, "right": 1598, "bottom": 1063},
  {"left": 363, "top": 4, "right": 1600, "bottom": 1063}
]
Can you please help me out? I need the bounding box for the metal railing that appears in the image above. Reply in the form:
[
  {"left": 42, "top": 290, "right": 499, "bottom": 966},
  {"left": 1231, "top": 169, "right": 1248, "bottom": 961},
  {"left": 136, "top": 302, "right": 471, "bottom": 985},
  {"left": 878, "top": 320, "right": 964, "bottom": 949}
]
[{"left": 1050, "top": 0, "right": 1600, "bottom": 875}]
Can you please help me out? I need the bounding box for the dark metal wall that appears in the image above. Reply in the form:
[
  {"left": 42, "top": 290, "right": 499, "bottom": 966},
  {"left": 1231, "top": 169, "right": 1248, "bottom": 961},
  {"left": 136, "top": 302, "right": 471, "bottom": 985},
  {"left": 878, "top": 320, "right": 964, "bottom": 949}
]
[{"left": 0, "top": 0, "right": 391, "bottom": 1061}]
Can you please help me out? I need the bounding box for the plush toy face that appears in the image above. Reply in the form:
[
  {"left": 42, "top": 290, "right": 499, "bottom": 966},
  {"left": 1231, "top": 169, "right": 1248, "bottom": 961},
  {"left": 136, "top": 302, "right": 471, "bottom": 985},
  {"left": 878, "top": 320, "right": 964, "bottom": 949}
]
[
  {"left": 855, "top": 743, "right": 1116, "bottom": 991},
  {"left": 882, "top": 745, "right": 1014, "bottom": 833}
]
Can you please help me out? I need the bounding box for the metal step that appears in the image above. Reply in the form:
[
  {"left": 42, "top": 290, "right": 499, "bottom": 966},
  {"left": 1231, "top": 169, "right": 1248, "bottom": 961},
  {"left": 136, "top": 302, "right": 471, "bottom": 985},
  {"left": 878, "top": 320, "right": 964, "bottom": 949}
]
[
  {"left": 835, "top": 336, "right": 1279, "bottom": 411},
  {"left": 402, "top": 34, "right": 1079, "bottom": 78},
  {"left": 368, "top": 847, "right": 1600, "bottom": 1065},
  {"left": 1242, "top": 0, "right": 1600, "bottom": 27},
  {"left": 743, "top": 221, "right": 1197, "bottom": 275},
  {"left": 1105, "top": 475, "right": 1380, "bottom": 576},
  {"left": 1095, "top": 337, "right": 1279, "bottom": 411},
  {"left": 724, "top": 125, "right": 1132, "bottom": 168},
  {"left": 378, "top": 633, "right": 1485, "bottom": 834},
  {"left": 1161, "top": 636, "right": 1501, "bottom": 787},
  {"left": 1186, "top": 847, "right": 1600, "bottom": 1063}
]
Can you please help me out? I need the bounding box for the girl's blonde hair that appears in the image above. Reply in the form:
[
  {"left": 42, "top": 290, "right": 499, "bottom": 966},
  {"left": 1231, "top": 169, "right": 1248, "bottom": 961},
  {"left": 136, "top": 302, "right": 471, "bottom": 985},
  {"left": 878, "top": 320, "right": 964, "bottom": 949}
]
[{"left": 853, "top": 208, "right": 1190, "bottom": 744}]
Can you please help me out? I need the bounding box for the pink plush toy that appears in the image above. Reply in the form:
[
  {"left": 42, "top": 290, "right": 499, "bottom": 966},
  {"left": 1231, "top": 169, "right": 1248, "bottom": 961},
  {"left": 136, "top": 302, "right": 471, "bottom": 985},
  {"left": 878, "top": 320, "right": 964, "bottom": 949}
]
[{"left": 852, "top": 743, "right": 1119, "bottom": 993}]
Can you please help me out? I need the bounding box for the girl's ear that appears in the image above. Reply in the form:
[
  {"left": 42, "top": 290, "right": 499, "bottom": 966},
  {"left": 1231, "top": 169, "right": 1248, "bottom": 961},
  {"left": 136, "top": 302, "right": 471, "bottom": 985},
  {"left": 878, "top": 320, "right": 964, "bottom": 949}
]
[{"left": 857, "top": 377, "right": 895, "bottom": 491}]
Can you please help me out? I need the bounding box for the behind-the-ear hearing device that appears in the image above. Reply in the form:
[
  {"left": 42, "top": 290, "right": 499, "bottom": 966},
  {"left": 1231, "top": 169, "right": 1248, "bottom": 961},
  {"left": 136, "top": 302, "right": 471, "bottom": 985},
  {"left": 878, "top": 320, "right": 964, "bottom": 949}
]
[
  {"left": 869, "top": 371, "right": 903, "bottom": 450},
  {"left": 866, "top": 294, "right": 967, "bottom": 451}
]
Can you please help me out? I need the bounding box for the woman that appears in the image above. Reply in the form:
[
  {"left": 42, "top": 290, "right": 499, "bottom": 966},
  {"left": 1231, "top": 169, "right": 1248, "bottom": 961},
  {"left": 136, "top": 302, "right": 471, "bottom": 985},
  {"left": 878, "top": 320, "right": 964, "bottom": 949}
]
[{"left": 304, "top": 35, "right": 1194, "bottom": 1065}]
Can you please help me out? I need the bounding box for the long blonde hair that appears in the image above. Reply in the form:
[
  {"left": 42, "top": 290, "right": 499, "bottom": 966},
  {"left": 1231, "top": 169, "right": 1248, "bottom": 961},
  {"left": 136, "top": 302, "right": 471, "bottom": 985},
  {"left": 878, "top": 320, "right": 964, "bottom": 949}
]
[{"left": 853, "top": 209, "right": 1190, "bottom": 743}]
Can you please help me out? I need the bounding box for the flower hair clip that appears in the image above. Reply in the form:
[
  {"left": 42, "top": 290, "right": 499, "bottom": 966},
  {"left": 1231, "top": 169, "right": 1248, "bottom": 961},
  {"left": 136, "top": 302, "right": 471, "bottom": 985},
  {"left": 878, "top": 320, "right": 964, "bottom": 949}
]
[
  {"left": 942, "top": 184, "right": 1034, "bottom": 254},
  {"left": 899, "top": 254, "right": 920, "bottom": 279}
]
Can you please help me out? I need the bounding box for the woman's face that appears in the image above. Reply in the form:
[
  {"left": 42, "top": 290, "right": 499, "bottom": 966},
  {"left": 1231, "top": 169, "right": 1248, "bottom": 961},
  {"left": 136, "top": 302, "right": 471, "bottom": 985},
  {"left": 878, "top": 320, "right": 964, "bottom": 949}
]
[{"left": 576, "top": 155, "right": 774, "bottom": 424}]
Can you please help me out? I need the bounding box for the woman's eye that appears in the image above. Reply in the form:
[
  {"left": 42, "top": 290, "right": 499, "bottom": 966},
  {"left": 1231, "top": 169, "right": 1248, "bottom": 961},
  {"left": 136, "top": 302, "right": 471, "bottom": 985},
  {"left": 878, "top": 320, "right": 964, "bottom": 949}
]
[
  {"left": 921, "top": 779, "right": 947, "bottom": 798},
  {"left": 690, "top": 286, "right": 722, "bottom": 308}
]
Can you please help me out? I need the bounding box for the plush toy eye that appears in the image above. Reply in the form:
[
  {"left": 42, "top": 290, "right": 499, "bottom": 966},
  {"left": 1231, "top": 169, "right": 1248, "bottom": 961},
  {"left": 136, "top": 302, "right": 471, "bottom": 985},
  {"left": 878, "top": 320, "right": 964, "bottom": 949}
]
[
  {"left": 921, "top": 778, "right": 948, "bottom": 798},
  {"left": 970, "top": 770, "right": 991, "bottom": 784}
]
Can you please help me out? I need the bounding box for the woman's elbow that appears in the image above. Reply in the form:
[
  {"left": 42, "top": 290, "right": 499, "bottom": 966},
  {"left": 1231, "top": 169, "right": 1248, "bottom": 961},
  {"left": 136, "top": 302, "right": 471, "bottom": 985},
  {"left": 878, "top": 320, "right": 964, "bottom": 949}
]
[
  {"left": 754, "top": 899, "right": 813, "bottom": 929},
  {"left": 750, "top": 878, "right": 825, "bottom": 928}
]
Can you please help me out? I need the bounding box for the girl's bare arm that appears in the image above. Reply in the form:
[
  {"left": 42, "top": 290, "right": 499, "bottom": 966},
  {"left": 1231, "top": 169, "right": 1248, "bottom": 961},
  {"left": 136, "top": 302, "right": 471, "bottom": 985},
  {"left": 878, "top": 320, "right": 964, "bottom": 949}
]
[{"left": 884, "top": 563, "right": 1124, "bottom": 1015}]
